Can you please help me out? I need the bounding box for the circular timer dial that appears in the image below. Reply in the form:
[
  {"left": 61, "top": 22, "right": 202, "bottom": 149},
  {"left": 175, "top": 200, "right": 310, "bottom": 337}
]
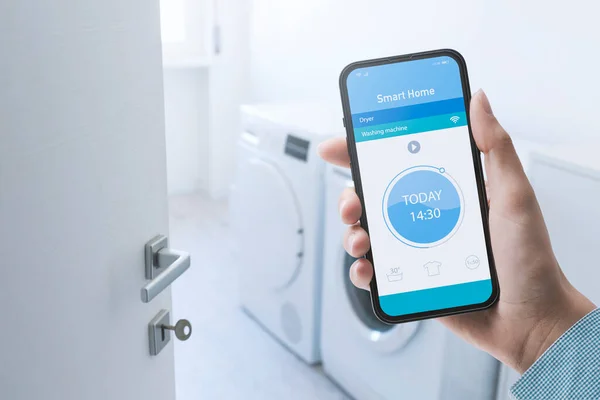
[{"left": 382, "top": 166, "right": 464, "bottom": 248}]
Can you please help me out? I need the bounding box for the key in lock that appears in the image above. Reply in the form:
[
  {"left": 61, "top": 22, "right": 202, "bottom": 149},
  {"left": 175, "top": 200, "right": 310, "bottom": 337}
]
[
  {"left": 149, "top": 310, "right": 192, "bottom": 356},
  {"left": 162, "top": 319, "right": 192, "bottom": 341}
]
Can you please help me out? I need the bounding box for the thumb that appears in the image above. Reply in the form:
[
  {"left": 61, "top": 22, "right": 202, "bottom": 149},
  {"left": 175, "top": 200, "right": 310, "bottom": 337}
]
[{"left": 470, "top": 90, "right": 534, "bottom": 213}]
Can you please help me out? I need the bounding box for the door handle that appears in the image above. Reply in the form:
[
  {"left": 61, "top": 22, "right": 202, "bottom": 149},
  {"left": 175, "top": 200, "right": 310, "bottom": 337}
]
[{"left": 141, "top": 235, "right": 191, "bottom": 303}]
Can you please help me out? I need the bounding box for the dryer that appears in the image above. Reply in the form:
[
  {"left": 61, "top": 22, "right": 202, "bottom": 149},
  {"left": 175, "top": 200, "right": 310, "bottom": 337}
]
[
  {"left": 230, "top": 103, "right": 342, "bottom": 364},
  {"left": 321, "top": 165, "right": 499, "bottom": 399}
]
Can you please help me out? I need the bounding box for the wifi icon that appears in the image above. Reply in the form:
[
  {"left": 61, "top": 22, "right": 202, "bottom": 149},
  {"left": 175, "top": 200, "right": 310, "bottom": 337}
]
[{"left": 450, "top": 116, "right": 460, "bottom": 124}]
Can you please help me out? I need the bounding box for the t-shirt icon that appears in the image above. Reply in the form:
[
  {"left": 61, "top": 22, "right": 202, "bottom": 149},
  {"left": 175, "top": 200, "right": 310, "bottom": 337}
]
[{"left": 424, "top": 261, "right": 442, "bottom": 276}]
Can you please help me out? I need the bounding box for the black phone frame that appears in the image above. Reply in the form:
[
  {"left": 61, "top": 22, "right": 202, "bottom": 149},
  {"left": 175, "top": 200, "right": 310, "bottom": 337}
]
[{"left": 339, "top": 49, "right": 500, "bottom": 324}]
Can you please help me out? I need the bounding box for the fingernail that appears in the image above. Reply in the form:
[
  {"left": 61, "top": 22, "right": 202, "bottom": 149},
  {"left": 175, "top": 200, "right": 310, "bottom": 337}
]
[
  {"left": 339, "top": 200, "right": 347, "bottom": 216},
  {"left": 348, "top": 232, "right": 355, "bottom": 252},
  {"left": 478, "top": 89, "right": 494, "bottom": 115},
  {"left": 349, "top": 264, "right": 357, "bottom": 281}
]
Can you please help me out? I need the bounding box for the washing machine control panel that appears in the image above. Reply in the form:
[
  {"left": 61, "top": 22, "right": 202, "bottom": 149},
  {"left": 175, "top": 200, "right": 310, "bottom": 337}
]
[{"left": 284, "top": 134, "right": 310, "bottom": 162}]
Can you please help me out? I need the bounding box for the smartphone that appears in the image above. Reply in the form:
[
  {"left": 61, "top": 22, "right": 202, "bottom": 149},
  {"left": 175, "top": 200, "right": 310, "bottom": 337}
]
[{"left": 339, "top": 49, "right": 499, "bottom": 323}]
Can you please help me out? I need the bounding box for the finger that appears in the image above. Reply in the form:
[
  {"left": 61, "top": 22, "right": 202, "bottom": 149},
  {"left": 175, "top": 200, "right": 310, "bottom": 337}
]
[
  {"left": 343, "top": 224, "right": 371, "bottom": 258},
  {"left": 338, "top": 187, "right": 362, "bottom": 224},
  {"left": 349, "top": 258, "right": 373, "bottom": 291},
  {"left": 318, "top": 137, "right": 350, "bottom": 168},
  {"left": 470, "top": 90, "right": 535, "bottom": 212},
  {"left": 470, "top": 90, "right": 526, "bottom": 184}
]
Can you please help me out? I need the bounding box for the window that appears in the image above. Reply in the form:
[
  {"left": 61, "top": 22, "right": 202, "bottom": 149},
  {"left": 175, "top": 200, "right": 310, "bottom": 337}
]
[
  {"left": 160, "top": 0, "right": 186, "bottom": 43},
  {"left": 159, "top": 0, "right": 213, "bottom": 66}
]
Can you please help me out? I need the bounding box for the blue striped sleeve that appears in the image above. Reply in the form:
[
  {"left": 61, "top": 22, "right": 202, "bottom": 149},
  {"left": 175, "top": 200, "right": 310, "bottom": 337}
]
[{"left": 510, "top": 308, "right": 600, "bottom": 400}]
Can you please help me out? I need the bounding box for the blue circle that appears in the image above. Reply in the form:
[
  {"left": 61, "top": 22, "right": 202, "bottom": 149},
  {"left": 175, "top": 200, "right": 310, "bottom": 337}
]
[{"left": 383, "top": 167, "right": 462, "bottom": 247}]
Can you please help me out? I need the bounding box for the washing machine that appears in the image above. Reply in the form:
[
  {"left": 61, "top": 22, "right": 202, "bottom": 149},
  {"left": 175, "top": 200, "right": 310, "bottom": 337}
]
[
  {"left": 230, "top": 103, "right": 342, "bottom": 364},
  {"left": 320, "top": 164, "right": 500, "bottom": 399}
]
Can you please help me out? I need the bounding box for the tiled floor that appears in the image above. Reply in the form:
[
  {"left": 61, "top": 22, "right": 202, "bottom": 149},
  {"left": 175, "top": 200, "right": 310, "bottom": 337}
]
[{"left": 169, "top": 194, "right": 349, "bottom": 400}]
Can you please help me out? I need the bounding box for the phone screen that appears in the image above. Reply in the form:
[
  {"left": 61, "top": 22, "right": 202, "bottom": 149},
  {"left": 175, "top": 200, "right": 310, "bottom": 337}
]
[{"left": 343, "top": 53, "right": 496, "bottom": 320}]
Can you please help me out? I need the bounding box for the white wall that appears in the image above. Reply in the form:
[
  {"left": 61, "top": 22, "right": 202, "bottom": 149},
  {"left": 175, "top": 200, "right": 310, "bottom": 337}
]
[
  {"left": 164, "top": 68, "right": 210, "bottom": 195},
  {"left": 163, "top": 0, "right": 250, "bottom": 198},
  {"left": 208, "top": 0, "right": 252, "bottom": 198},
  {"left": 249, "top": 0, "right": 600, "bottom": 143}
]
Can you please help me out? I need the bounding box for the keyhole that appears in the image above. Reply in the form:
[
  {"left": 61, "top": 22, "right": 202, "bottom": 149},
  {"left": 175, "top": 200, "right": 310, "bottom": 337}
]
[{"left": 161, "top": 327, "right": 166, "bottom": 342}]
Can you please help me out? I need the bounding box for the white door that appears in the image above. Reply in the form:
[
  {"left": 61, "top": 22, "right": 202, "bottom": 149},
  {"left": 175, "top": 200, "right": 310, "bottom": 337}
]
[{"left": 0, "top": 1, "right": 181, "bottom": 400}]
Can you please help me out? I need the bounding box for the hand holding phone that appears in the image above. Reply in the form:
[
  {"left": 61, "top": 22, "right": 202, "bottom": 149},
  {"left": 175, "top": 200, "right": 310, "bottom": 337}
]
[{"left": 321, "top": 52, "right": 595, "bottom": 372}]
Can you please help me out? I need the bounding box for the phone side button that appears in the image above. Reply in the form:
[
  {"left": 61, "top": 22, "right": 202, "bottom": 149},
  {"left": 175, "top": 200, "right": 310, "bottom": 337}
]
[{"left": 342, "top": 117, "right": 346, "bottom": 127}]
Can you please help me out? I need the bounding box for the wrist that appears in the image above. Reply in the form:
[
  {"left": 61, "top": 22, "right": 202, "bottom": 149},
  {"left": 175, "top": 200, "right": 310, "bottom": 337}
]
[{"left": 514, "top": 289, "right": 595, "bottom": 374}]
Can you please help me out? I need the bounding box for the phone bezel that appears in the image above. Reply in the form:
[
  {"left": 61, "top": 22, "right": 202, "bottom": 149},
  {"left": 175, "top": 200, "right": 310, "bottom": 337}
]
[{"left": 339, "top": 49, "right": 499, "bottom": 324}]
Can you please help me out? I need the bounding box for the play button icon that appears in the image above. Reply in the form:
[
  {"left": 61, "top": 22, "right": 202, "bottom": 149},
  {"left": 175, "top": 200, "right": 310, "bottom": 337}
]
[{"left": 408, "top": 140, "right": 421, "bottom": 154}]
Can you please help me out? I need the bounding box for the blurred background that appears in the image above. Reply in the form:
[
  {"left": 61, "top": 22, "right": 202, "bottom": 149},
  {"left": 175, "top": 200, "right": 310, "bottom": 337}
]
[{"left": 162, "top": 1, "right": 600, "bottom": 399}]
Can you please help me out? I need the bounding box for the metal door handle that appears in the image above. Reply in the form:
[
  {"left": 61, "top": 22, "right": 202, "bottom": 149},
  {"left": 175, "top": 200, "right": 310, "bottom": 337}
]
[{"left": 141, "top": 235, "right": 191, "bottom": 303}]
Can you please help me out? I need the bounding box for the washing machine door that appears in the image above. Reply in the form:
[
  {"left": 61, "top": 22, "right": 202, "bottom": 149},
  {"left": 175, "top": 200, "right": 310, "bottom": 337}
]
[
  {"left": 342, "top": 251, "right": 420, "bottom": 353},
  {"left": 231, "top": 154, "right": 303, "bottom": 290}
]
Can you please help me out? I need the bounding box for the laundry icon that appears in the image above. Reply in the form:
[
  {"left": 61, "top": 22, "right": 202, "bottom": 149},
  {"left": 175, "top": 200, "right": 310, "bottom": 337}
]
[
  {"left": 386, "top": 271, "right": 403, "bottom": 282},
  {"left": 465, "top": 255, "right": 480, "bottom": 270},
  {"left": 424, "top": 261, "right": 442, "bottom": 276}
]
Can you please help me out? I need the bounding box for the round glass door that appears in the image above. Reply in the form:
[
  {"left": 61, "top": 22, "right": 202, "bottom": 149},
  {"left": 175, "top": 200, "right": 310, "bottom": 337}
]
[
  {"left": 342, "top": 251, "right": 420, "bottom": 353},
  {"left": 343, "top": 252, "right": 394, "bottom": 333}
]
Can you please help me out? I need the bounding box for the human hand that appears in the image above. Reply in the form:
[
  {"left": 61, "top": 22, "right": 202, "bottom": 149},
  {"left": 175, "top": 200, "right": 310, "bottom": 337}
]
[{"left": 318, "top": 90, "right": 595, "bottom": 373}]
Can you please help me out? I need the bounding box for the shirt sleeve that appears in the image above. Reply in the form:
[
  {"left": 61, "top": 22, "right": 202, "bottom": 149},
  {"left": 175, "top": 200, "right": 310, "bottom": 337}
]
[{"left": 510, "top": 308, "right": 600, "bottom": 400}]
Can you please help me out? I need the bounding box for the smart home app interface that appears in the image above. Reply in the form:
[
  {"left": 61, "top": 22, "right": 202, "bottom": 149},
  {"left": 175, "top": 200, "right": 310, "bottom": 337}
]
[{"left": 346, "top": 56, "right": 492, "bottom": 317}]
